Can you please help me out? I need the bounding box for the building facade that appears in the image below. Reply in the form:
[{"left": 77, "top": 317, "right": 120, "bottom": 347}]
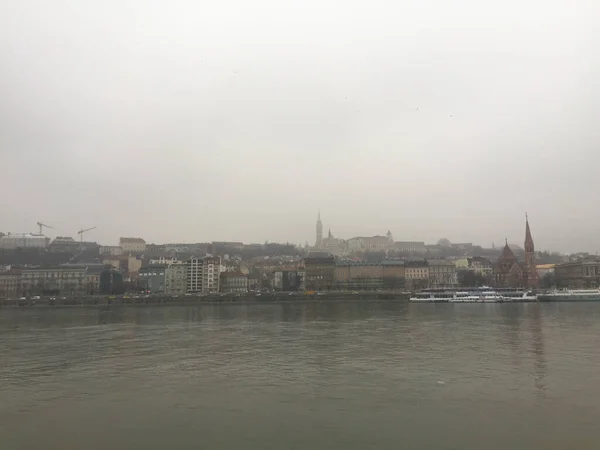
[
  {"left": 272, "top": 270, "right": 304, "bottom": 291},
  {"left": 304, "top": 256, "right": 335, "bottom": 291},
  {"left": 220, "top": 272, "right": 248, "bottom": 293},
  {"left": 405, "top": 260, "right": 429, "bottom": 289},
  {"left": 20, "top": 267, "right": 88, "bottom": 296},
  {"left": 99, "top": 268, "right": 125, "bottom": 295},
  {"left": 165, "top": 262, "right": 187, "bottom": 294},
  {"left": 347, "top": 235, "right": 392, "bottom": 253},
  {"left": 555, "top": 259, "right": 600, "bottom": 288},
  {"left": 428, "top": 259, "right": 458, "bottom": 287},
  {"left": 187, "top": 256, "right": 221, "bottom": 293},
  {"left": 49, "top": 236, "right": 79, "bottom": 253},
  {"left": 334, "top": 261, "right": 384, "bottom": 291},
  {"left": 494, "top": 242, "right": 525, "bottom": 288},
  {"left": 0, "top": 270, "right": 21, "bottom": 298},
  {"left": 119, "top": 237, "right": 147, "bottom": 254},
  {"left": 0, "top": 234, "right": 49, "bottom": 249},
  {"left": 393, "top": 241, "right": 426, "bottom": 255},
  {"left": 381, "top": 260, "right": 406, "bottom": 290},
  {"left": 100, "top": 245, "right": 123, "bottom": 256},
  {"left": 139, "top": 265, "right": 167, "bottom": 294},
  {"left": 468, "top": 257, "right": 493, "bottom": 276}
]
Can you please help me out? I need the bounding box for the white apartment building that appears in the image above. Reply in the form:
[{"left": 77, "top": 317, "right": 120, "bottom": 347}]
[{"left": 187, "top": 256, "right": 221, "bottom": 293}]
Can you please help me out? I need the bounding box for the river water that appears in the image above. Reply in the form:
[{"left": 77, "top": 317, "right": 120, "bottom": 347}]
[{"left": 1, "top": 301, "right": 600, "bottom": 449}]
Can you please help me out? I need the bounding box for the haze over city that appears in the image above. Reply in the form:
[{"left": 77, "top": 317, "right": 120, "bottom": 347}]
[{"left": 1, "top": 0, "right": 598, "bottom": 253}]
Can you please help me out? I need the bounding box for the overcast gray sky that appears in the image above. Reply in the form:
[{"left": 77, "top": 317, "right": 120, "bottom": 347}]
[{"left": 1, "top": 0, "right": 598, "bottom": 252}]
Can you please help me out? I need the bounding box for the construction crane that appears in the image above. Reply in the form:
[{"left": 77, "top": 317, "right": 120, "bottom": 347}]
[
  {"left": 77, "top": 226, "right": 97, "bottom": 243},
  {"left": 36, "top": 221, "right": 54, "bottom": 235}
]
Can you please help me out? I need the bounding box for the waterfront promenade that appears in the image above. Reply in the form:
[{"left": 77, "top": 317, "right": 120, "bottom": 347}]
[{"left": 0, "top": 291, "right": 410, "bottom": 307}]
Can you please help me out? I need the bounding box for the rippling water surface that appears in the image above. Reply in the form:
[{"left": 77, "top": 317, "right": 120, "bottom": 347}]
[{"left": 2, "top": 301, "right": 600, "bottom": 449}]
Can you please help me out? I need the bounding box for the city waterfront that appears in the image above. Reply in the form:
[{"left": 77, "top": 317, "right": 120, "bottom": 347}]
[{"left": 2, "top": 302, "right": 600, "bottom": 449}]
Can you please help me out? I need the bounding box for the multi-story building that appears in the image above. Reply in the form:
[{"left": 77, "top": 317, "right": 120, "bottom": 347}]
[
  {"left": 165, "top": 262, "right": 187, "bottom": 294},
  {"left": 202, "top": 256, "right": 220, "bottom": 293},
  {"left": 49, "top": 237, "right": 79, "bottom": 253},
  {"left": 139, "top": 265, "right": 167, "bottom": 294},
  {"left": 347, "top": 233, "right": 393, "bottom": 253},
  {"left": 20, "top": 267, "right": 88, "bottom": 296},
  {"left": 333, "top": 259, "right": 406, "bottom": 291},
  {"left": 405, "top": 260, "right": 429, "bottom": 289},
  {"left": 272, "top": 270, "right": 304, "bottom": 291},
  {"left": 393, "top": 241, "right": 426, "bottom": 255},
  {"left": 220, "top": 272, "right": 248, "bottom": 293},
  {"left": 428, "top": 259, "right": 458, "bottom": 287},
  {"left": 187, "top": 256, "right": 221, "bottom": 293},
  {"left": 381, "top": 259, "right": 406, "bottom": 290},
  {"left": 85, "top": 265, "right": 104, "bottom": 295},
  {"left": 555, "top": 259, "right": 600, "bottom": 288},
  {"left": 187, "top": 257, "right": 203, "bottom": 293},
  {"left": 304, "top": 255, "right": 335, "bottom": 291},
  {"left": 119, "top": 237, "right": 146, "bottom": 254},
  {"left": 0, "top": 233, "right": 49, "bottom": 249},
  {"left": 0, "top": 270, "right": 21, "bottom": 298},
  {"left": 334, "top": 261, "right": 384, "bottom": 291},
  {"left": 99, "top": 268, "right": 124, "bottom": 295},
  {"left": 468, "top": 257, "right": 493, "bottom": 276},
  {"left": 100, "top": 245, "right": 123, "bottom": 256}
]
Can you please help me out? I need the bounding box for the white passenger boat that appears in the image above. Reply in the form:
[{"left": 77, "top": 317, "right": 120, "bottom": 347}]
[
  {"left": 501, "top": 291, "right": 537, "bottom": 302},
  {"left": 410, "top": 290, "right": 504, "bottom": 303},
  {"left": 409, "top": 291, "right": 454, "bottom": 303},
  {"left": 450, "top": 291, "right": 481, "bottom": 303}
]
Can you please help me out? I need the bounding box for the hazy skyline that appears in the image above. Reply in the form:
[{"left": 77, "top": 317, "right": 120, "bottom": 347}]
[{"left": 2, "top": 0, "right": 599, "bottom": 253}]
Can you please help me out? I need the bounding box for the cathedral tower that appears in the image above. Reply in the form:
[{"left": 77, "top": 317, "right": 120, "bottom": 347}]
[
  {"left": 315, "top": 211, "right": 323, "bottom": 248},
  {"left": 524, "top": 214, "right": 538, "bottom": 288}
]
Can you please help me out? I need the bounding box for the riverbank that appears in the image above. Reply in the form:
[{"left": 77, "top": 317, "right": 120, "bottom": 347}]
[{"left": 0, "top": 291, "right": 411, "bottom": 308}]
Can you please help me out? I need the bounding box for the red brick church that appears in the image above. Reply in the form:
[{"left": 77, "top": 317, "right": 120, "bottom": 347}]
[{"left": 494, "top": 215, "right": 538, "bottom": 288}]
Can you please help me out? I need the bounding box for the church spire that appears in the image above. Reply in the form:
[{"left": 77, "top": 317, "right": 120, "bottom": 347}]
[
  {"left": 315, "top": 210, "right": 323, "bottom": 249},
  {"left": 524, "top": 213, "right": 537, "bottom": 287},
  {"left": 525, "top": 213, "right": 534, "bottom": 252}
]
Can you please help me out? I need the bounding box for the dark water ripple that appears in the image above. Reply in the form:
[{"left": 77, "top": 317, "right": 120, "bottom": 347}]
[{"left": 2, "top": 302, "right": 600, "bottom": 449}]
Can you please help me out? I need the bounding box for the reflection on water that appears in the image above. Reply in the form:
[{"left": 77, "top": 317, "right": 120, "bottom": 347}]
[{"left": 2, "top": 302, "right": 600, "bottom": 450}]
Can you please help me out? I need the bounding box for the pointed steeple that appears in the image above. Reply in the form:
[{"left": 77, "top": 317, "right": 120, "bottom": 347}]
[
  {"left": 524, "top": 213, "right": 534, "bottom": 253},
  {"left": 315, "top": 210, "right": 323, "bottom": 248}
]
